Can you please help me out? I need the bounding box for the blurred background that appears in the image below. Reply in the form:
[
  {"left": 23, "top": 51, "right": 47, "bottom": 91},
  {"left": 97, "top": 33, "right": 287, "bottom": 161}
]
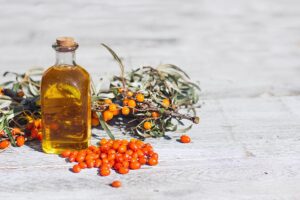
[{"left": 0, "top": 0, "right": 299, "bottom": 99}]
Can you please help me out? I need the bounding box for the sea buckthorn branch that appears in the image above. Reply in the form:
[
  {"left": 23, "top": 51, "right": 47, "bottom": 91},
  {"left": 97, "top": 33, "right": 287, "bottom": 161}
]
[{"left": 90, "top": 44, "right": 201, "bottom": 138}]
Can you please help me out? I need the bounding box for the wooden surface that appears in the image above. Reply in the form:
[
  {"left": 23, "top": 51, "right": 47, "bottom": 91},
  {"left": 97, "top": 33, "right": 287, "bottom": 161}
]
[{"left": 1, "top": 0, "right": 300, "bottom": 199}]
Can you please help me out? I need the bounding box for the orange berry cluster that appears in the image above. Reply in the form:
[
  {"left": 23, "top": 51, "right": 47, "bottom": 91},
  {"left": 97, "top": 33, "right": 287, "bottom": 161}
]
[
  {"left": 100, "top": 92, "right": 145, "bottom": 123},
  {"left": 60, "top": 138, "right": 159, "bottom": 176},
  {"left": 25, "top": 118, "right": 43, "bottom": 141},
  {"left": 92, "top": 90, "right": 170, "bottom": 132},
  {"left": 0, "top": 127, "right": 25, "bottom": 149}
]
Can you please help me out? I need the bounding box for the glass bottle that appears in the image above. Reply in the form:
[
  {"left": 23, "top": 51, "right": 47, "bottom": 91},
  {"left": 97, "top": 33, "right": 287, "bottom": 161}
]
[{"left": 41, "top": 37, "right": 91, "bottom": 154}]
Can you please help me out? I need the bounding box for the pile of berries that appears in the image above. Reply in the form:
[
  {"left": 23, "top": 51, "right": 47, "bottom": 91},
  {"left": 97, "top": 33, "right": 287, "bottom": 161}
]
[{"left": 60, "top": 138, "right": 159, "bottom": 176}]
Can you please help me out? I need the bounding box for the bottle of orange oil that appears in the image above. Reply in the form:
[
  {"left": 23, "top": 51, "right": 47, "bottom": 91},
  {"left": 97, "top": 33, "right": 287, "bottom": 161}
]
[{"left": 41, "top": 37, "right": 91, "bottom": 154}]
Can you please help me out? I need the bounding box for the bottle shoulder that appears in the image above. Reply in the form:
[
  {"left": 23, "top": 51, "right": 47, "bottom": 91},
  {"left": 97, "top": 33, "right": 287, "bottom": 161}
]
[{"left": 42, "top": 65, "right": 90, "bottom": 79}]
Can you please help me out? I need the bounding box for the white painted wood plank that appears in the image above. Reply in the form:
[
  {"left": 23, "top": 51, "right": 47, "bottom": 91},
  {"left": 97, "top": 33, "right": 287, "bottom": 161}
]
[{"left": 1, "top": 96, "right": 300, "bottom": 199}]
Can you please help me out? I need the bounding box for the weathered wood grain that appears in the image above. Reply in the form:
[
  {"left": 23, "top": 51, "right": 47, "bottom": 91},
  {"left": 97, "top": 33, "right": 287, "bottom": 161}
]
[{"left": 0, "top": 0, "right": 300, "bottom": 199}]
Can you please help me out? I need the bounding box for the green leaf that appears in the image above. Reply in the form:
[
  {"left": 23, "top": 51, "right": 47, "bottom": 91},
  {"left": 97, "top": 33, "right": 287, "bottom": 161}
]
[
  {"left": 0, "top": 81, "right": 14, "bottom": 87},
  {"left": 3, "top": 118, "right": 16, "bottom": 146},
  {"left": 101, "top": 43, "right": 125, "bottom": 88},
  {"left": 157, "top": 64, "right": 190, "bottom": 79},
  {"left": 12, "top": 83, "right": 20, "bottom": 92}
]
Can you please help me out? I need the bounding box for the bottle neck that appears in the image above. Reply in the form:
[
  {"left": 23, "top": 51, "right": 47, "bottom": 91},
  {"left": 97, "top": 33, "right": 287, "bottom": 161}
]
[{"left": 55, "top": 51, "right": 76, "bottom": 66}]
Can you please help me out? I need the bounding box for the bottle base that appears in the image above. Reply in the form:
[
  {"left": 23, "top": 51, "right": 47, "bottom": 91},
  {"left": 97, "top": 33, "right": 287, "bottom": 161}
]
[{"left": 42, "top": 140, "right": 90, "bottom": 154}]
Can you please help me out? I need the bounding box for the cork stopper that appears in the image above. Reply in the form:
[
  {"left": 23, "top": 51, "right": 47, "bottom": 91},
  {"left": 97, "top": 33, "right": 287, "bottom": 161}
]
[
  {"left": 53, "top": 36, "right": 78, "bottom": 52},
  {"left": 56, "top": 37, "right": 77, "bottom": 47}
]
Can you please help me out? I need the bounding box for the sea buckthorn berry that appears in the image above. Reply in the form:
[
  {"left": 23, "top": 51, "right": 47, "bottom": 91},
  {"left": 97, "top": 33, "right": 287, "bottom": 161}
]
[
  {"left": 126, "top": 149, "right": 133, "bottom": 156},
  {"left": 11, "top": 127, "right": 21, "bottom": 135},
  {"left": 92, "top": 118, "right": 100, "bottom": 127},
  {"left": 0, "top": 130, "right": 5, "bottom": 136},
  {"left": 109, "top": 160, "right": 115, "bottom": 167},
  {"left": 109, "top": 103, "right": 118, "bottom": 112},
  {"left": 102, "top": 158, "right": 109, "bottom": 165},
  {"left": 100, "top": 144, "right": 110, "bottom": 153},
  {"left": 103, "top": 110, "right": 113, "bottom": 122},
  {"left": 89, "top": 145, "right": 97, "bottom": 151},
  {"left": 86, "top": 149, "right": 93, "bottom": 155},
  {"left": 128, "top": 142, "right": 138, "bottom": 151},
  {"left": 114, "top": 162, "right": 123, "bottom": 170},
  {"left": 111, "top": 180, "right": 122, "bottom": 188},
  {"left": 94, "top": 159, "right": 102, "bottom": 168},
  {"left": 68, "top": 155, "right": 76, "bottom": 162},
  {"left": 101, "top": 164, "right": 111, "bottom": 170},
  {"left": 118, "top": 88, "right": 123, "bottom": 93},
  {"left": 100, "top": 168, "right": 110, "bottom": 176},
  {"left": 150, "top": 152, "right": 159, "bottom": 160},
  {"left": 94, "top": 149, "right": 100, "bottom": 154},
  {"left": 72, "top": 164, "right": 81, "bottom": 173},
  {"left": 123, "top": 153, "right": 131, "bottom": 161},
  {"left": 122, "top": 161, "right": 129, "bottom": 168},
  {"left": 112, "top": 109, "right": 120, "bottom": 116},
  {"left": 121, "top": 106, "right": 130, "bottom": 115},
  {"left": 16, "top": 136, "right": 25, "bottom": 147},
  {"left": 148, "top": 158, "right": 158, "bottom": 166},
  {"left": 118, "top": 167, "right": 129, "bottom": 174},
  {"left": 118, "top": 145, "right": 127, "bottom": 153},
  {"left": 129, "top": 161, "right": 141, "bottom": 170},
  {"left": 136, "top": 140, "right": 144, "bottom": 148},
  {"left": 106, "top": 139, "right": 113, "bottom": 146},
  {"left": 151, "top": 112, "right": 160, "bottom": 119},
  {"left": 127, "top": 91, "right": 133, "bottom": 97},
  {"left": 143, "top": 122, "right": 152, "bottom": 130},
  {"left": 100, "top": 138, "right": 108, "bottom": 146},
  {"left": 162, "top": 98, "right": 170, "bottom": 108},
  {"left": 100, "top": 153, "right": 107, "bottom": 159},
  {"left": 128, "top": 100, "right": 136, "bottom": 108},
  {"left": 121, "top": 139, "right": 129, "bottom": 145},
  {"left": 85, "top": 154, "right": 95, "bottom": 161},
  {"left": 79, "top": 149, "right": 87, "bottom": 156},
  {"left": 112, "top": 141, "right": 120, "bottom": 150},
  {"left": 0, "top": 140, "right": 9, "bottom": 149},
  {"left": 70, "top": 151, "right": 79, "bottom": 157},
  {"left": 136, "top": 93, "right": 144, "bottom": 102},
  {"left": 180, "top": 135, "right": 191, "bottom": 143},
  {"left": 107, "top": 154, "right": 115, "bottom": 161},
  {"left": 136, "top": 149, "right": 144, "bottom": 157},
  {"left": 123, "top": 99, "right": 129, "bottom": 106},
  {"left": 130, "top": 138, "right": 137, "bottom": 143},
  {"left": 79, "top": 162, "right": 87, "bottom": 169},
  {"left": 104, "top": 99, "right": 112, "bottom": 104},
  {"left": 138, "top": 156, "right": 147, "bottom": 165},
  {"left": 86, "top": 159, "right": 95, "bottom": 168},
  {"left": 75, "top": 155, "right": 85, "bottom": 163},
  {"left": 108, "top": 149, "right": 116, "bottom": 155}
]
